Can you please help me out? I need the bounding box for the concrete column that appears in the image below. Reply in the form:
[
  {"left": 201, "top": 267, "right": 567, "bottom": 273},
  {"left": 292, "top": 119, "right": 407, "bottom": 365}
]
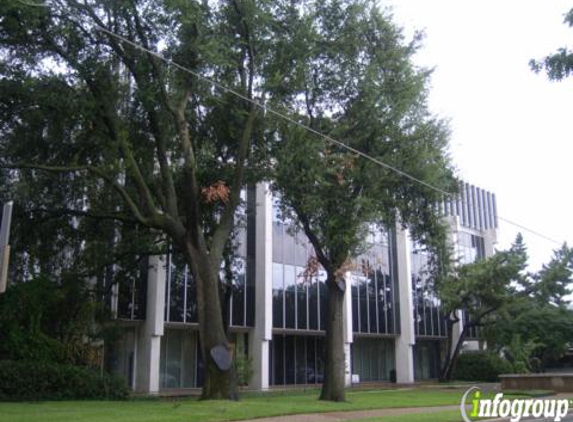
[
  {"left": 394, "top": 226, "right": 415, "bottom": 383},
  {"left": 343, "top": 272, "right": 354, "bottom": 386},
  {"left": 136, "top": 254, "right": 166, "bottom": 394},
  {"left": 483, "top": 228, "right": 497, "bottom": 258},
  {"left": 249, "top": 183, "right": 273, "bottom": 390}
]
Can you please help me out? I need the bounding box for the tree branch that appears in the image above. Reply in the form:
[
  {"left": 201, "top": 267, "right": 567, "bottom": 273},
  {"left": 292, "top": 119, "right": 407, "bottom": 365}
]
[{"left": 1, "top": 163, "right": 150, "bottom": 226}]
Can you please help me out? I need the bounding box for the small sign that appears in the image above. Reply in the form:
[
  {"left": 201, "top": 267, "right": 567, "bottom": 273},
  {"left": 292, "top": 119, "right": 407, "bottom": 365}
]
[{"left": 210, "top": 345, "right": 233, "bottom": 371}]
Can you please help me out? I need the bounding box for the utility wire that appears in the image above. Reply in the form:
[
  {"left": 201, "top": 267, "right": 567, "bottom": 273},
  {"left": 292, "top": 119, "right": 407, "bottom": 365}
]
[
  {"left": 10, "top": 0, "right": 566, "bottom": 247},
  {"left": 95, "top": 26, "right": 564, "bottom": 247}
]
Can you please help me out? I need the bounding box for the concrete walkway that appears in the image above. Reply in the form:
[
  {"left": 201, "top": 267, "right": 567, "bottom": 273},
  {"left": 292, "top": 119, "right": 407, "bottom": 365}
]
[{"left": 239, "top": 405, "right": 461, "bottom": 422}]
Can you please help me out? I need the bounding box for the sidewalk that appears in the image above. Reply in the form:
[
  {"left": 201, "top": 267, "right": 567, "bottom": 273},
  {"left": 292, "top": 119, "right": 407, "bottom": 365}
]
[{"left": 239, "top": 404, "right": 460, "bottom": 422}]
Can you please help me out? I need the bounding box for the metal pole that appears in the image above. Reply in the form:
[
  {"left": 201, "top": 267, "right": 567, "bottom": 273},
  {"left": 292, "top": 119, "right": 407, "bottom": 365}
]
[{"left": 0, "top": 201, "right": 14, "bottom": 294}]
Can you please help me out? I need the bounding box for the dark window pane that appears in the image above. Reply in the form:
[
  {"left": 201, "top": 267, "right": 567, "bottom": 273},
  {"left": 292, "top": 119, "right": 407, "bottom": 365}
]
[
  {"left": 306, "top": 337, "right": 316, "bottom": 383},
  {"left": 273, "top": 263, "right": 284, "bottom": 328},
  {"left": 318, "top": 274, "right": 327, "bottom": 330},
  {"left": 196, "top": 340, "right": 204, "bottom": 387},
  {"left": 359, "top": 277, "right": 368, "bottom": 333},
  {"left": 245, "top": 283, "right": 255, "bottom": 327},
  {"left": 385, "top": 274, "right": 394, "bottom": 334},
  {"left": 368, "top": 273, "right": 377, "bottom": 333},
  {"left": 284, "top": 265, "right": 296, "bottom": 329},
  {"left": 309, "top": 277, "right": 319, "bottom": 330},
  {"left": 295, "top": 337, "right": 306, "bottom": 384},
  {"left": 297, "top": 267, "right": 308, "bottom": 330},
  {"left": 375, "top": 271, "right": 384, "bottom": 334},
  {"left": 231, "top": 270, "right": 245, "bottom": 327},
  {"left": 186, "top": 271, "right": 198, "bottom": 323},
  {"left": 169, "top": 262, "right": 185, "bottom": 323},
  {"left": 285, "top": 335, "right": 295, "bottom": 384},
  {"left": 273, "top": 336, "right": 284, "bottom": 385},
  {"left": 316, "top": 337, "right": 325, "bottom": 384},
  {"left": 117, "top": 278, "right": 133, "bottom": 319}
]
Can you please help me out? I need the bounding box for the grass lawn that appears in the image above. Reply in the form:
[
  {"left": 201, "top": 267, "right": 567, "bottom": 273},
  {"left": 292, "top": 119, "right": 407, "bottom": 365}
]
[{"left": 0, "top": 387, "right": 494, "bottom": 422}]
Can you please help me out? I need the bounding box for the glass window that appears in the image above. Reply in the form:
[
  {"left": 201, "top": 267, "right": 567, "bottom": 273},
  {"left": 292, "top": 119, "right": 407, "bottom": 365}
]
[
  {"left": 231, "top": 267, "right": 245, "bottom": 327},
  {"left": 352, "top": 276, "right": 360, "bottom": 333},
  {"left": 309, "top": 275, "right": 319, "bottom": 330},
  {"left": 359, "top": 275, "right": 368, "bottom": 333},
  {"left": 284, "top": 265, "right": 296, "bottom": 329},
  {"left": 272, "top": 223, "right": 283, "bottom": 263},
  {"left": 169, "top": 263, "right": 185, "bottom": 323},
  {"left": 296, "top": 266, "right": 308, "bottom": 330},
  {"left": 285, "top": 335, "right": 295, "bottom": 384},
  {"left": 272, "top": 263, "right": 284, "bottom": 328},
  {"left": 294, "top": 234, "right": 307, "bottom": 266},
  {"left": 283, "top": 231, "right": 295, "bottom": 265},
  {"left": 368, "top": 271, "right": 377, "bottom": 333},
  {"left": 186, "top": 271, "right": 198, "bottom": 323},
  {"left": 318, "top": 270, "right": 327, "bottom": 330},
  {"left": 295, "top": 337, "right": 306, "bottom": 384},
  {"left": 306, "top": 337, "right": 317, "bottom": 384},
  {"left": 273, "top": 335, "right": 284, "bottom": 385}
]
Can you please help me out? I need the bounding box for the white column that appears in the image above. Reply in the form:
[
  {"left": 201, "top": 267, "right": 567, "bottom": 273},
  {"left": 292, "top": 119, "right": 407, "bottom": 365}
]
[
  {"left": 249, "top": 183, "right": 273, "bottom": 390},
  {"left": 136, "top": 254, "right": 166, "bottom": 394},
  {"left": 394, "top": 226, "right": 415, "bottom": 383},
  {"left": 483, "top": 228, "right": 498, "bottom": 258},
  {"left": 343, "top": 272, "right": 354, "bottom": 386}
]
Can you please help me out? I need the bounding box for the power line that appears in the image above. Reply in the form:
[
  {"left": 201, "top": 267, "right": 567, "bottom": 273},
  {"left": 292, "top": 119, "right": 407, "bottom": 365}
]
[
  {"left": 94, "top": 26, "right": 564, "bottom": 247},
  {"left": 9, "top": 0, "right": 566, "bottom": 247},
  {"left": 95, "top": 25, "right": 449, "bottom": 197}
]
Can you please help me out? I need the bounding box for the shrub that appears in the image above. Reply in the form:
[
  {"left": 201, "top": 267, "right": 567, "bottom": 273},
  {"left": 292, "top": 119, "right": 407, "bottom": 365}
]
[
  {"left": 453, "top": 351, "right": 513, "bottom": 382},
  {"left": 0, "top": 360, "right": 128, "bottom": 401},
  {"left": 235, "top": 354, "right": 253, "bottom": 387}
]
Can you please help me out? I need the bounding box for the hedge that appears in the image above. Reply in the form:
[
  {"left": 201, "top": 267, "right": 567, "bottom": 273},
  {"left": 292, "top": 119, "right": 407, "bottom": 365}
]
[
  {"left": 0, "top": 360, "right": 129, "bottom": 401},
  {"left": 453, "top": 351, "right": 513, "bottom": 382}
]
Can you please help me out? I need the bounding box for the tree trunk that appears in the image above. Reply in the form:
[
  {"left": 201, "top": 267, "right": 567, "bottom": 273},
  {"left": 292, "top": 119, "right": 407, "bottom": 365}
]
[
  {"left": 319, "top": 274, "right": 346, "bottom": 402},
  {"left": 440, "top": 325, "right": 467, "bottom": 382},
  {"left": 439, "top": 318, "right": 455, "bottom": 382},
  {"left": 185, "top": 246, "right": 239, "bottom": 400}
]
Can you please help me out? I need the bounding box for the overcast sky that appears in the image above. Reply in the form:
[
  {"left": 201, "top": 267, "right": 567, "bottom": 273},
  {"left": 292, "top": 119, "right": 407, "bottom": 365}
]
[{"left": 381, "top": 0, "right": 573, "bottom": 270}]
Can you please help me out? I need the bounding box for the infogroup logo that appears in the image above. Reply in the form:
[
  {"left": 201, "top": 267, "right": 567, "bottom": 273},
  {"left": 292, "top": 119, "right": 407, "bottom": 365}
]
[{"left": 460, "top": 386, "right": 570, "bottom": 422}]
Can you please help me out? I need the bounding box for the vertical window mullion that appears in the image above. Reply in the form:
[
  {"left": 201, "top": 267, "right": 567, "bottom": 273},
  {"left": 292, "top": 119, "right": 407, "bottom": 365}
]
[{"left": 183, "top": 265, "right": 188, "bottom": 324}]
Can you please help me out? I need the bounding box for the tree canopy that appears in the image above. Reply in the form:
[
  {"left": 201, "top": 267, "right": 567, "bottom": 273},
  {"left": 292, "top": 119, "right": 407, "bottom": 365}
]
[
  {"left": 0, "top": 0, "right": 274, "bottom": 399},
  {"left": 530, "top": 7, "right": 573, "bottom": 80},
  {"left": 268, "top": 0, "right": 455, "bottom": 400}
]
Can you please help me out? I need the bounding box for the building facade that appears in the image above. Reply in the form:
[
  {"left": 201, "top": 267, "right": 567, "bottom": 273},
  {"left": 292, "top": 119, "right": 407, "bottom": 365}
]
[{"left": 105, "top": 182, "right": 498, "bottom": 393}]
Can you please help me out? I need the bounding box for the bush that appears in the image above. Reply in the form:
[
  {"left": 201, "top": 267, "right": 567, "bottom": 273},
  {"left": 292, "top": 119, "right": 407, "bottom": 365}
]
[
  {"left": 0, "top": 360, "right": 129, "bottom": 401},
  {"left": 453, "top": 351, "right": 513, "bottom": 382}
]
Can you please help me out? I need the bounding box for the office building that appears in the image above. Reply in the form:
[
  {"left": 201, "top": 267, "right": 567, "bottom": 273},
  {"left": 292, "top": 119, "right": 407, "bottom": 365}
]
[{"left": 106, "top": 182, "right": 498, "bottom": 393}]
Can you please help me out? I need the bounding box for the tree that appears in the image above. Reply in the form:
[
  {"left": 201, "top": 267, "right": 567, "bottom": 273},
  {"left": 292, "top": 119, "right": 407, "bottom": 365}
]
[
  {"left": 530, "top": 244, "right": 573, "bottom": 307},
  {"left": 484, "top": 244, "right": 573, "bottom": 372},
  {"left": 0, "top": 275, "right": 97, "bottom": 365},
  {"left": 530, "top": 8, "right": 573, "bottom": 80},
  {"left": 0, "top": 0, "right": 272, "bottom": 399},
  {"left": 268, "top": 0, "right": 455, "bottom": 401},
  {"left": 436, "top": 235, "right": 528, "bottom": 381}
]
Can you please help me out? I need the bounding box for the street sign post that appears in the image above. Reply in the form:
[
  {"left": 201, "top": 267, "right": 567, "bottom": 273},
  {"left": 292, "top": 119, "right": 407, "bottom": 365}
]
[{"left": 0, "top": 201, "right": 13, "bottom": 294}]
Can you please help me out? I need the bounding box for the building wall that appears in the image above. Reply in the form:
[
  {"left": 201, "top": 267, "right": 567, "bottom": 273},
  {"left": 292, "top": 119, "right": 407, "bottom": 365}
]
[{"left": 108, "top": 182, "right": 498, "bottom": 392}]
